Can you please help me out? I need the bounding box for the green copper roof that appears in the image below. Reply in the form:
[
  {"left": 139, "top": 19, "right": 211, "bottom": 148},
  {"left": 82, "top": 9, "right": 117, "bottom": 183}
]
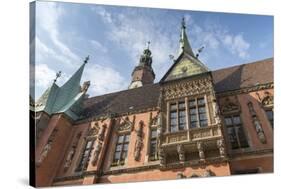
[{"left": 35, "top": 59, "right": 89, "bottom": 121}]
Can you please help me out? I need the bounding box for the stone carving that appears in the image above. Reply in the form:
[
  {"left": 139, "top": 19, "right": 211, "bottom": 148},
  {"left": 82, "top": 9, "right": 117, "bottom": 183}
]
[
  {"left": 37, "top": 128, "right": 58, "bottom": 165},
  {"left": 163, "top": 77, "right": 212, "bottom": 100},
  {"left": 177, "top": 144, "right": 185, "bottom": 162},
  {"left": 118, "top": 116, "right": 134, "bottom": 132},
  {"left": 217, "top": 139, "right": 225, "bottom": 158},
  {"left": 197, "top": 142, "right": 205, "bottom": 160},
  {"left": 261, "top": 91, "right": 273, "bottom": 107},
  {"left": 91, "top": 140, "right": 102, "bottom": 166},
  {"left": 247, "top": 102, "right": 267, "bottom": 144},
  {"left": 159, "top": 148, "right": 166, "bottom": 166},
  {"left": 98, "top": 124, "right": 106, "bottom": 141},
  {"left": 221, "top": 97, "right": 239, "bottom": 113},
  {"left": 203, "top": 169, "right": 215, "bottom": 177},
  {"left": 81, "top": 81, "right": 90, "bottom": 92},
  {"left": 88, "top": 122, "right": 99, "bottom": 136},
  {"left": 134, "top": 121, "right": 144, "bottom": 161},
  {"left": 63, "top": 132, "right": 82, "bottom": 171}
]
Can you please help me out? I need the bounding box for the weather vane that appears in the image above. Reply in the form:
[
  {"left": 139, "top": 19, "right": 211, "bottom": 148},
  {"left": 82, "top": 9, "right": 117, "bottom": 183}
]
[
  {"left": 84, "top": 55, "right": 90, "bottom": 64},
  {"left": 147, "top": 41, "right": 151, "bottom": 49},
  {"left": 181, "top": 17, "right": 186, "bottom": 29},
  {"left": 54, "top": 71, "right": 62, "bottom": 83}
]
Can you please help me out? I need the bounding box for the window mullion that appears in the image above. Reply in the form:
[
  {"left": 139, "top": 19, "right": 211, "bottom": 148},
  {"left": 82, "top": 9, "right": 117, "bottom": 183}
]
[{"left": 196, "top": 98, "right": 200, "bottom": 128}]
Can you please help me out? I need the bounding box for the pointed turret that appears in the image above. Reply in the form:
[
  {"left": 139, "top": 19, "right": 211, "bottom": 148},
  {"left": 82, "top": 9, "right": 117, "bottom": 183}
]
[
  {"left": 160, "top": 18, "right": 209, "bottom": 83},
  {"left": 179, "top": 17, "right": 195, "bottom": 57},
  {"left": 35, "top": 56, "right": 90, "bottom": 120},
  {"left": 128, "top": 42, "right": 155, "bottom": 89}
]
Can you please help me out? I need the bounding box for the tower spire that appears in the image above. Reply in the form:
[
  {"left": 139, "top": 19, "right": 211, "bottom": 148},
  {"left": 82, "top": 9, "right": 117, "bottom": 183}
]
[{"left": 179, "top": 17, "right": 195, "bottom": 57}]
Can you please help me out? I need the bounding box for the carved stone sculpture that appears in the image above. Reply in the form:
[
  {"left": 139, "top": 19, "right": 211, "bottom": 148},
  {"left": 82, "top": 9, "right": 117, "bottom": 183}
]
[
  {"left": 221, "top": 97, "right": 239, "bottom": 113},
  {"left": 247, "top": 102, "right": 267, "bottom": 144},
  {"left": 81, "top": 81, "right": 90, "bottom": 92},
  {"left": 64, "top": 147, "right": 75, "bottom": 171},
  {"left": 217, "top": 139, "right": 225, "bottom": 158},
  {"left": 177, "top": 144, "right": 185, "bottom": 162},
  {"left": 261, "top": 91, "right": 273, "bottom": 106},
  {"left": 37, "top": 141, "right": 52, "bottom": 165},
  {"left": 197, "top": 142, "right": 205, "bottom": 160},
  {"left": 98, "top": 124, "right": 106, "bottom": 141},
  {"left": 203, "top": 169, "right": 213, "bottom": 177},
  {"left": 134, "top": 121, "right": 144, "bottom": 161},
  {"left": 91, "top": 140, "right": 102, "bottom": 166}
]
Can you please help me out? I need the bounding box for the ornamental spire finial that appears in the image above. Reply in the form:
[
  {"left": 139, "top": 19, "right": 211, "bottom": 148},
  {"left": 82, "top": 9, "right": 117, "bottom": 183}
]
[
  {"left": 181, "top": 17, "right": 186, "bottom": 29},
  {"left": 84, "top": 55, "right": 90, "bottom": 64},
  {"left": 54, "top": 71, "right": 61, "bottom": 83}
]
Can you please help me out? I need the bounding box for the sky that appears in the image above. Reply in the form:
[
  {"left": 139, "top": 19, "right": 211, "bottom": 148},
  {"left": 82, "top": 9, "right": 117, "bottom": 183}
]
[{"left": 31, "top": 1, "right": 273, "bottom": 100}]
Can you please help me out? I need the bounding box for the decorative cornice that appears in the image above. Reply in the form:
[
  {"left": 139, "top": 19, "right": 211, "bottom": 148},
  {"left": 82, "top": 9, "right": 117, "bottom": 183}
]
[
  {"left": 229, "top": 148, "right": 273, "bottom": 159},
  {"left": 216, "top": 82, "right": 273, "bottom": 97}
]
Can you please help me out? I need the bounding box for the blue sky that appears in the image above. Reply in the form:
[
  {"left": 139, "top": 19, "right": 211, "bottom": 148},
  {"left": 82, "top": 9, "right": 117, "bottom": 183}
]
[{"left": 32, "top": 1, "right": 273, "bottom": 100}]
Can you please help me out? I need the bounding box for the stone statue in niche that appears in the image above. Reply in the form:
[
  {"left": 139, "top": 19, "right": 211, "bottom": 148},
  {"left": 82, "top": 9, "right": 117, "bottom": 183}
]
[
  {"left": 247, "top": 102, "right": 267, "bottom": 144},
  {"left": 159, "top": 148, "right": 166, "bottom": 166},
  {"left": 81, "top": 81, "right": 90, "bottom": 92},
  {"left": 37, "top": 128, "right": 58, "bottom": 165},
  {"left": 91, "top": 140, "right": 102, "bottom": 166},
  {"left": 197, "top": 142, "right": 205, "bottom": 160},
  {"left": 64, "top": 147, "right": 75, "bottom": 171},
  {"left": 63, "top": 132, "right": 82, "bottom": 171},
  {"left": 98, "top": 124, "right": 106, "bottom": 141},
  {"left": 177, "top": 144, "right": 185, "bottom": 162},
  {"left": 216, "top": 139, "right": 225, "bottom": 158},
  {"left": 37, "top": 140, "right": 53, "bottom": 165},
  {"left": 253, "top": 117, "right": 267, "bottom": 144},
  {"left": 88, "top": 122, "right": 99, "bottom": 136},
  {"left": 134, "top": 121, "right": 144, "bottom": 161}
]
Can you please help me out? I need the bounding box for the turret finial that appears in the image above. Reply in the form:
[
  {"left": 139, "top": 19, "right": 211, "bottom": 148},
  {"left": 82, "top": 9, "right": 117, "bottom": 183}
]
[
  {"left": 147, "top": 41, "right": 151, "bottom": 50},
  {"left": 84, "top": 55, "right": 90, "bottom": 64},
  {"left": 181, "top": 17, "right": 186, "bottom": 29},
  {"left": 54, "top": 71, "right": 62, "bottom": 83}
]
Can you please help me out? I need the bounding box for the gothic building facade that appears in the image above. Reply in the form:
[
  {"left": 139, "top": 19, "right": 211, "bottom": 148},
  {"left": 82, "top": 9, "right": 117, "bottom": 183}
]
[{"left": 30, "top": 19, "right": 273, "bottom": 187}]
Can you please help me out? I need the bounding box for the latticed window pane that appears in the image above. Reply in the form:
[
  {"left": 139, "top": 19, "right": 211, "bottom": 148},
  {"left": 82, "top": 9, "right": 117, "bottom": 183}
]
[
  {"left": 116, "top": 144, "right": 122, "bottom": 152},
  {"left": 179, "top": 102, "right": 185, "bottom": 109},
  {"left": 198, "top": 98, "right": 205, "bottom": 105},
  {"left": 114, "top": 151, "right": 121, "bottom": 160},
  {"left": 228, "top": 127, "right": 239, "bottom": 149},
  {"left": 225, "top": 115, "right": 248, "bottom": 150},
  {"left": 200, "top": 120, "right": 208, "bottom": 127},
  {"left": 151, "top": 130, "right": 157, "bottom": 138},
  {"left": 170, "top": 103, "right": 177, "bottom": 111},
  {"left": 199, "top": 106, "right": 206, "bottom": 113},
  {"left": 170, "top": 124, "right": 178, "bottom": 132},
  {"left": 189, "top": 108, "right": 197, "bottom": 114},
  {"left": 76, "top": 139, "right": 95, "bottom": 171},
  {"left": 233, "top": 116, "right": 241, "bottom": 125},
  {"left": 190, "top": 115, "right": 197, "bottom": 122},
  {"left": 237, "top": 127, "right": 249, "bottom": 148},
  {"left": 189, "top": 100, "right": 196, "bottom": 107},
  {"left": 224, "top": 117, "right": 232, "bottom": 126},
  {"left": 150, "top": 139, "right": 157, "bottom": 156},
  {"left": 124, "top": 134, "right": 130, "bottom": 142},
  {"left": 190, "top": 121, "right": 197, "bottom": 128},
  {"left": 117, "top": 135, "right": 124, "bottom": 143},
  {"left": 199, "top": 113, "right": 207, "bottom": 120}
]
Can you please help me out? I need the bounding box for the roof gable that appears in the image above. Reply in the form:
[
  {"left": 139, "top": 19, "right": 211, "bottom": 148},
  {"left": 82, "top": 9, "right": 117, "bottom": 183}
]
[{"left": 161, "top": 53, "right": 209, "bottom": 82}]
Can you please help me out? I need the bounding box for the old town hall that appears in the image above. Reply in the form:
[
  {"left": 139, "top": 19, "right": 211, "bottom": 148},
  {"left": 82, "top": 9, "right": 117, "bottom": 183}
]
[{"left": 30, "top": 18, "right": 273, "bottom": 187}]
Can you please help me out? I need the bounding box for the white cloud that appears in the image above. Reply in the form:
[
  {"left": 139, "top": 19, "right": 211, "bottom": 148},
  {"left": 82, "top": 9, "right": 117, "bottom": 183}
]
[
  {"left": 90, "top": 40, "right": 108, "bottom": 53},
  {"left": 222, "top": 34, "right": 250, "bottom": 58},
  {"left": 83, "top": 64, "right": 127, "bottom": 96},
  {"left": 35, "top": 63, "right": 69, "bottom": 90},
  {"left": 36, "top": 2, "right": 80, "bottom": 67}
]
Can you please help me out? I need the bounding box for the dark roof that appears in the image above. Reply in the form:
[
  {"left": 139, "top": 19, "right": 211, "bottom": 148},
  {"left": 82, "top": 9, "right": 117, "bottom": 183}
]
[
  {"left": 81, "top": 83, "right": 160, "bottom": 119},
  {"left": 212, "top": 58, "right": 273, "bottom": 93},
  {"left": 81, "top": 58, "right": 273, "bottom": 119}
]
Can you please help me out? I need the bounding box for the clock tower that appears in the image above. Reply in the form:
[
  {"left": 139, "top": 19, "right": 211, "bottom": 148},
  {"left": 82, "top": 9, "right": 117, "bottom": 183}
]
[{"left": 128, "top": 43, "right": 155, "bottom": 89}]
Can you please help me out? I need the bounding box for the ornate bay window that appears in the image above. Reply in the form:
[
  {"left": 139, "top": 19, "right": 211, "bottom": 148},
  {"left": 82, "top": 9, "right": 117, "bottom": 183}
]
[
  {"left": 112, "top": 134, "right": 130, "bottom": 166},
  {"left": 168, "top": 96, "right": 209, "bottom": 132},
  {"left": 224, "top": 115, "right": 249, "bottom": 149},
  {"left": 265, "top": 109, "right": 273, "bottom": 128}
]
